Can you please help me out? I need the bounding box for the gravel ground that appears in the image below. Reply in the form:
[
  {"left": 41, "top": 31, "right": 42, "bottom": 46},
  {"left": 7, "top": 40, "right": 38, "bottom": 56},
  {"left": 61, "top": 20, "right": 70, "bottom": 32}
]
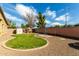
[{"left": 0, "top": 30, "right": 79, "bottom": 56}]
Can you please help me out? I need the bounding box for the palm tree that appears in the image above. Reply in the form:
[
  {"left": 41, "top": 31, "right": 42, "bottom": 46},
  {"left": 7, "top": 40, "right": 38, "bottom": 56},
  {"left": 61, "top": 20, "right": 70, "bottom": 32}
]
[{"left": 37, "top": 12, "right": 46, "bottom": 28}]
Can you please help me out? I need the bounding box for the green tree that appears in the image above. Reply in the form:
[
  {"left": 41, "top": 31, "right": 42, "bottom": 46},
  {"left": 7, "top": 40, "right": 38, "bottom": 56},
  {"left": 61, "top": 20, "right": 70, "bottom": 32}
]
[
  {"left": 21, "top": 24, "right": 29, "bottom": 28},
  {"left": 21, "top": 24, "right": 25, "bottom": 28},
  {"left": 37, "top": 12, "right": 46, "bottom": 28},
  {"left": 11, "top": 22, "right": 16, "bottom": 28},
  {"left": 26, "top": 24, "right": 29, "bottom": 28},
  {"left": 74, "top": 23, "right": 79, "bottom": 27}
]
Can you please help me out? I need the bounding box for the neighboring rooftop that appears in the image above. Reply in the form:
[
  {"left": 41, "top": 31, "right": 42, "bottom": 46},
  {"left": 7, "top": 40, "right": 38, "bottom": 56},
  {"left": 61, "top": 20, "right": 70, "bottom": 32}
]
[{"left": 0, "top": 6, "right": 10, "bottom": 26}]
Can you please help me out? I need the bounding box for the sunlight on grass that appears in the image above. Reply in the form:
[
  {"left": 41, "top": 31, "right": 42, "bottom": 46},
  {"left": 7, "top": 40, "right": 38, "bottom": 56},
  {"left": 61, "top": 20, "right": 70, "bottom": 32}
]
[{"left": 6, "top": 33, "right": 47, "bottom": 49}]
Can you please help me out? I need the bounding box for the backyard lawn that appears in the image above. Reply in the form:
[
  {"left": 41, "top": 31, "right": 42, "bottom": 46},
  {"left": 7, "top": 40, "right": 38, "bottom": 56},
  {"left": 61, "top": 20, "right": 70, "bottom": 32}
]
[{"left": 5, "top": 33, "right": 47, "bottom": 49}]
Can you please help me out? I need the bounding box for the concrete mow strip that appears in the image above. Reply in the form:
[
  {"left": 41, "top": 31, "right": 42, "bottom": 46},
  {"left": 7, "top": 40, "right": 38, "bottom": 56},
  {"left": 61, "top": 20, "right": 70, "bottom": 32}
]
[{"left": 2, "top": 35, "right": 49, "bottom": 51}]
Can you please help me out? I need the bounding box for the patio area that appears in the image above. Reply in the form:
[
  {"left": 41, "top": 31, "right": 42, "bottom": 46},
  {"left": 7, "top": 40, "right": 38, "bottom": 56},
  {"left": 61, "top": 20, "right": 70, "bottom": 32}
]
[{"left": 0, "top": 29, "right": 79, "bottom": 56}]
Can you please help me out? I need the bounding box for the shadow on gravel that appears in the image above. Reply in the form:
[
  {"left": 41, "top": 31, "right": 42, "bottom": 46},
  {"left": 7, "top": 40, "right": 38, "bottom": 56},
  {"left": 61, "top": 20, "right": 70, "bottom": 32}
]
[{"left": 68, "top": 42, "right": 79, "bottom": 50}]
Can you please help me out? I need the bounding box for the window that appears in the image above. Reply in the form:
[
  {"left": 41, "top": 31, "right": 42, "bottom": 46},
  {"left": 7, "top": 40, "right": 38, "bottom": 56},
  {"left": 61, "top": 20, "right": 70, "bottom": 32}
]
[{"left": 0, "top": 19, "right": 2, "bottom": 22}]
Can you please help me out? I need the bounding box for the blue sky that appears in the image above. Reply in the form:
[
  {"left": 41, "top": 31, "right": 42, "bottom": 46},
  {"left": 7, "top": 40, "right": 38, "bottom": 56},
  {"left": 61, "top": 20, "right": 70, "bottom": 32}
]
[{"left": 0, "top": 3, "right": 79, "bottom": 27}]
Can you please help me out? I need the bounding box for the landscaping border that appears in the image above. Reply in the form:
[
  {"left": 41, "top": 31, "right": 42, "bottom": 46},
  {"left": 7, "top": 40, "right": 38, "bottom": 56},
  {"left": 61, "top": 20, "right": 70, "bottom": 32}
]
[{"left": 2, "top": 35, "right": 49, "bottom": 51}]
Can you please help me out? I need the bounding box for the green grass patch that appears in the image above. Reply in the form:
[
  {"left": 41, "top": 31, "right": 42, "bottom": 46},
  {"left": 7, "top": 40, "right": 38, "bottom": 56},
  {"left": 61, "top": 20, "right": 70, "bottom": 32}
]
[{"left": 6, "top": 33, "right": 47, "bottom": 49}]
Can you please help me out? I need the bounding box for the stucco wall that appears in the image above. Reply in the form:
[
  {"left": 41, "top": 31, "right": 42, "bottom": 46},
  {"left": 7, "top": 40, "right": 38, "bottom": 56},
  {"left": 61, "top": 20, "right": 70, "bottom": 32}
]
[
  {"left": 0, "top": 12, "right": 8, "bottom": 35},
  {"left": 35, "top": 27, "right": 79, "bottom": 39}
]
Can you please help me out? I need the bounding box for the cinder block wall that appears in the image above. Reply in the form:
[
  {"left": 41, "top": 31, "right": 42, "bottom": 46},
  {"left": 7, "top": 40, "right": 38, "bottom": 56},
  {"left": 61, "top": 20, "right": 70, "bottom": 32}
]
[{"left": 35, "top": 27, "right": 79, "bottom": 39}]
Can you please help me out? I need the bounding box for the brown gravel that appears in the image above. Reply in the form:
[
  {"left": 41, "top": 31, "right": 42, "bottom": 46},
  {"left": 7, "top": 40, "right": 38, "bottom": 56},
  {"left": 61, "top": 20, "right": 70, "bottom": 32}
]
[{"left": 0, "top": 30, "right": 79, "bottom": 56}]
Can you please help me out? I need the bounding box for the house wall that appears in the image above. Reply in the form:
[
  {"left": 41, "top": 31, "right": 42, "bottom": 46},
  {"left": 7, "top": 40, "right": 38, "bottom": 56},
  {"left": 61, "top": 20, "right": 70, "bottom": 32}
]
[{"left": 0, "top": 12, "right": 8, "bottom": 35}]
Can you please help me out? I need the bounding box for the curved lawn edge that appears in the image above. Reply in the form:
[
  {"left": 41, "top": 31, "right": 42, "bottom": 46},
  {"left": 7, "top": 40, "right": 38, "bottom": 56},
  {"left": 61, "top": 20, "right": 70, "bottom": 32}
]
[{"left": 2, "top": 36, "right": 49, "bottom": 51}]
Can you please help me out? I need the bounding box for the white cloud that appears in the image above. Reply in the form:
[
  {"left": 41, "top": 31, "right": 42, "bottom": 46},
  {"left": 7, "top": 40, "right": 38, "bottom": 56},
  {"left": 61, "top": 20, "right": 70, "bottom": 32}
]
[
  {"left": 44, "top": 7, "right": 56, "bottom": 19},
  {"left": 16, "top": 4, "right": 37, "bottom": 20},
  {"left": 45, "top": 20, "right": 52, "bottom": 27},
  {"left": 31, "top": 6, "right": 37, "bottom": 16},
  {"left": 55, "top": 13, "right": 70, "bottom": 21},
  {"left": 4, "top": 12, "right": 23, "bottom": 22},
  {"left": 52, "top": 22, "right": 64, "bottom": 26},
  {"left": 46, "top": 7, "right": 50, "bottom": 10},
  {"left": 4, "top": 12, "right": 24, "bottom": 27},
  {"left": 45, "top": 20, "right": 51, "bottom": 24},
  {"left": 16, "top": 4, "right": 31, "bottom": 16}
]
